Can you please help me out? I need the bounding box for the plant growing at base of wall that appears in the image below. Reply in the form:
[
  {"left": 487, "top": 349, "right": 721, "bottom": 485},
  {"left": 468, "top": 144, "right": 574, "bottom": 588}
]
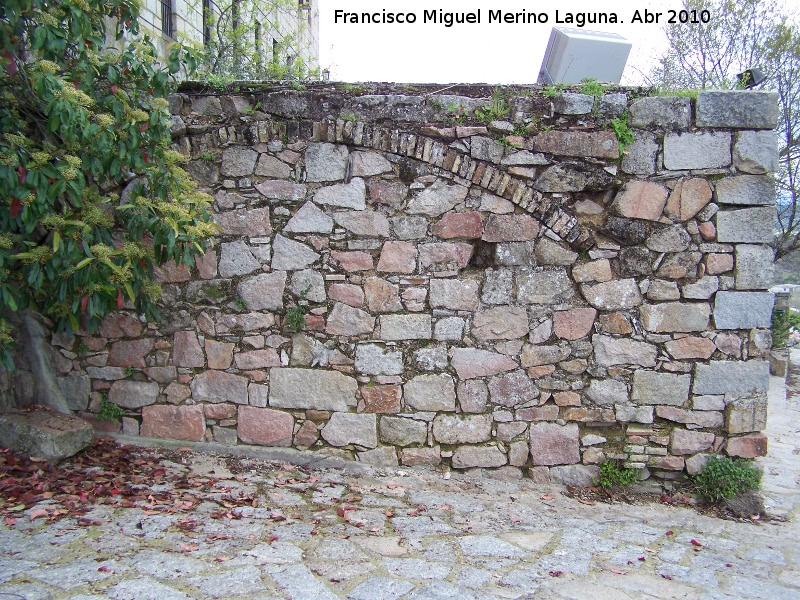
[
  {"left": 0, "top": 0, "right": 215, "bottom": 412},
  {"left": 690, "top": 455, "right": 762, "bottom": 504},
  {"left": 595, "top": 460, "right": 641, "bottom": 489},
  {"left": 97, "top": 398, "right": 125, "bottom": 422}
]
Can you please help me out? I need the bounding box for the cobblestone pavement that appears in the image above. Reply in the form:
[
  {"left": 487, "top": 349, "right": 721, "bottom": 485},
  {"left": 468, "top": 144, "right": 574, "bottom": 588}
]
[{"left": 2, "top": 356, "right": 799, "bottom": 600}]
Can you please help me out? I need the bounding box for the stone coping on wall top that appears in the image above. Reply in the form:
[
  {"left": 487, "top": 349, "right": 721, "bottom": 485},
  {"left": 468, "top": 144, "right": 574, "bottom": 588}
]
[{"left": 176, "top": 81, "right": 642, "bottom": 97}]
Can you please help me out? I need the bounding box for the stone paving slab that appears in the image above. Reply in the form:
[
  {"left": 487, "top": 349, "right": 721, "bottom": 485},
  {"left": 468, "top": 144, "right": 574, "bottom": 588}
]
[{"left": 2, "top": 358, "right": 799, "bottom": 599}]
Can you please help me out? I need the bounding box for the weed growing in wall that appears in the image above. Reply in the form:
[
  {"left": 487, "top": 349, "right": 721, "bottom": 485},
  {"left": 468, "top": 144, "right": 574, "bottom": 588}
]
[
  {"left": 610, "top": 112, "right": 635, "bottom": 159},
  {"left": 578, "top": 77, "right": 606, "bottom": 97},
  {"left": 542, "top": 83, "right": 567, "bottom": 98},
  {"left": 475, "top": 89, "right": 510, "bottom": 124},
  {"left": 285, "top": 285, "right": 312, "bottom": 331},
  {"left": 98, "top": 398, "right": 125, "bottom": 422}
]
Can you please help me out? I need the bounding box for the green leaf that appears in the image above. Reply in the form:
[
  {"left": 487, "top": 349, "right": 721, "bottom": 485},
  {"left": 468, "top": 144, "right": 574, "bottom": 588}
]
[{"left": 52, "top": 231, "right": 61, "bottom": 253}]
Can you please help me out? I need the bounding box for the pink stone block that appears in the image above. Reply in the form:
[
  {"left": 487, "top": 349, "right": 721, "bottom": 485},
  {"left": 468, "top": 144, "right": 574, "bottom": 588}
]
[
  {"left": 238, "top": 406, "right": 294, "bottom": 447},
  {"left": 141, "top": 405, "right": 205, "bottom": 442}
]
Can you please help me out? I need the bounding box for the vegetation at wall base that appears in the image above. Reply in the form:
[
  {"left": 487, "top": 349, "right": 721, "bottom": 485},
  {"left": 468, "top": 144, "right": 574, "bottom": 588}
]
[
  {"left": 596, "top": 460, "right": 641, "bottom": 489},
  {"left": 691, "top": 456, "right": 762, "bottom": 505},
  {"left": 97, "top": 398, "right": 125, "bottom": 422},
  {"left": 0, "top": 0, "right": 214, "bottom": 410}
]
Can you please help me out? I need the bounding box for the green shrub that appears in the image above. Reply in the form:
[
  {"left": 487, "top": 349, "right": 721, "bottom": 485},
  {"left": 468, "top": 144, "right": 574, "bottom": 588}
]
[
  {"left": 691, "top": 456, "right": 762, "bottom": 504},
  {"left": 596, "top": 460, "right": 640, "bottom": 488},
  {"left": 772, "top": 307, "right": 800, "bottom": 348}
]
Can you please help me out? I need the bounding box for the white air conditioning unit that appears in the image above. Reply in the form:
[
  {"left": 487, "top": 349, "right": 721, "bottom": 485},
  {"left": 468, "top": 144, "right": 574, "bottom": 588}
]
[{"left": 538, "top": 27, "right": 632, "bottom": 85}]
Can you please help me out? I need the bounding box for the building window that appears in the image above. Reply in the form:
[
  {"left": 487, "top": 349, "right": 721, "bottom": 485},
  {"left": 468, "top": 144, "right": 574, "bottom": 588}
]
[
  {"left": 160, "top": 0, "right": 174, "bottom": 38},
  {"left": 298, "top": 0, "right": 312, "bottom": 27},
  {"left": 202, "top": 0, "right": 213, "bottom": 45}
]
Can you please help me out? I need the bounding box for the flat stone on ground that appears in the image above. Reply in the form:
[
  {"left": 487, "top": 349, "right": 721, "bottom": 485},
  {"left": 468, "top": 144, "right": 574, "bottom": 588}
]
[{"left": 0, "top": 410, "right": 93, "bottom": 463}]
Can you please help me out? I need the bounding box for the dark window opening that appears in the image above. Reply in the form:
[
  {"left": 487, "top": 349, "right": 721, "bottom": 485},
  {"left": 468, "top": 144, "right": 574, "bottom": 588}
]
[
  {"left": 254, "top": 22, "right": 262, "bottom": 70},
  {"left": 160, "top": 0, "right": 174, "bottom": 38},
  {"left": 202, "top": 0, "right": 212, "bottom": 44}
]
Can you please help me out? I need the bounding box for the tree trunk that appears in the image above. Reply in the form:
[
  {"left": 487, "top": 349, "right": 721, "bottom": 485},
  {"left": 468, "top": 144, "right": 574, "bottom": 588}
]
[{"left": 18, "top": 310, "right": 72, "bottom": 414}]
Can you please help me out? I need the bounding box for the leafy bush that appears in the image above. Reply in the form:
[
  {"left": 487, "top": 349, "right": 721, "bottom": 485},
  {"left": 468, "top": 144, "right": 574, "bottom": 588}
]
[
  {"left": 596, "top": 460, "right": 640, "bottom": 488},
  {"left": 0, "top": 0, "right": 214, "bottom": 369},
  {"left": 772, "top": 307, "right": 800, "bottom": 348},
  {"left": 691, "top": 456, "right": 762, "bottom": 504}
]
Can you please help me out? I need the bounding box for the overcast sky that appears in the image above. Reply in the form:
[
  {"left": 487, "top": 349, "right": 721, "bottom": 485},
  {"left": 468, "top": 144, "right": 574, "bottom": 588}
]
[{"left": 319, "top": 0, "right": 685, "bottom": 85}]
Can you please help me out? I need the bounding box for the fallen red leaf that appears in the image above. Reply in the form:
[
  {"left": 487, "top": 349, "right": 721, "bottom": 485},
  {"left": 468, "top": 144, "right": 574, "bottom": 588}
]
[
  {"left": 690, "top": 539, "right": 703, "bottom": 547},
  {"left": 4, "top": 517, "right": 15, "bottom": 526},
  {"left": 540, "top": 495, "right": 555, "bottom": 501},
  {"left": 661, "top": 574, "right": 673, "bottom": 580},
  {"left": 179, "top": 543, "right": 199, "bottom": 552},
  {"left": 549, "top": 570, "right": 563, "bottom": 577},
  {"left": 666, "top": 530, "right": 674, "bottom": 536},
  {"left": 610, "top": 569, "right": 626, "bottom": 575},
  {"left": 29, "top": 508, "right": 48, "bottom": 520}
]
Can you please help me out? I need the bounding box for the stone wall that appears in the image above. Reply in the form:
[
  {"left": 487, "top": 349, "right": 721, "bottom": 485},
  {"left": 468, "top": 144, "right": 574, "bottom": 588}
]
[{"left": 20, "top": 84, "right": 781, "bottom": 484}]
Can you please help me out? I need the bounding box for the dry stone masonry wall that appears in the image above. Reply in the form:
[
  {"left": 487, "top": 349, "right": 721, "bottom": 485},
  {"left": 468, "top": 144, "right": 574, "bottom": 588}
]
[{"left": 33, "top": 85, "right": 781, "bottom": 484}]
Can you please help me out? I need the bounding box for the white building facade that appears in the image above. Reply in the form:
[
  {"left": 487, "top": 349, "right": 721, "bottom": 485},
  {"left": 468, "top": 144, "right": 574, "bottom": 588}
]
[{"left": 135, "top": 0, "right": 319, "bottom": 78}]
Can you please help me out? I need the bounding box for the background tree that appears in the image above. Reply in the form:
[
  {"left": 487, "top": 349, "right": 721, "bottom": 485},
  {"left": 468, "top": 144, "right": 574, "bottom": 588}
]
[
  {"left": 0, "top": 0, "right": 215, "bottom": 412},
  {"left": 649, "top": 0, "right": 800, "bottom": 262},
  {"left": 198, "top": 0, "right": 318, "bottom": 82}
]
